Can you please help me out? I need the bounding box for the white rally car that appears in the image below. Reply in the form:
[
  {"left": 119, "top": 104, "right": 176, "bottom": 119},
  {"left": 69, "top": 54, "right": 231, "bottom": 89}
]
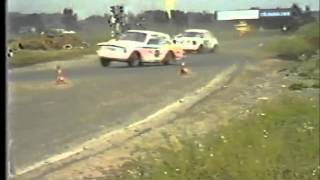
[
  {"left": 135, "top": 38, "right": 185, "bottom": 65},
  {"left": 96, "top": 30, "right": 184, "bottom": 67},
  {"left": 173, "top": 29, "right": 219, "bottom": 53}
]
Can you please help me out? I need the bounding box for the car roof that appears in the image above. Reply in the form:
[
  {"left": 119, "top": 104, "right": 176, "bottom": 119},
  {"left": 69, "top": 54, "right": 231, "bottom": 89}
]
[
  {"left": 184, "top": 29, "right": 209, "bottom": 33},
  {"left": 127, "top": 30, "right": 169, "bottom": 36},
  {"left": 96, "top": 31, "right": 170, "bottom": 46}
]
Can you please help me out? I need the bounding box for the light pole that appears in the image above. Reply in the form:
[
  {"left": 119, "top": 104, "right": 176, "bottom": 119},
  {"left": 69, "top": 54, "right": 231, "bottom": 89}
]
[{"left": 108, "top": 5, "right": 126, "bottom": 39}]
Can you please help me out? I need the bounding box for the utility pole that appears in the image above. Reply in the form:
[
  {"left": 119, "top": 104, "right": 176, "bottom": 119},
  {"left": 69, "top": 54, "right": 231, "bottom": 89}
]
[{"left": 108, "top": 5, "right": 126, "bottom": 39}]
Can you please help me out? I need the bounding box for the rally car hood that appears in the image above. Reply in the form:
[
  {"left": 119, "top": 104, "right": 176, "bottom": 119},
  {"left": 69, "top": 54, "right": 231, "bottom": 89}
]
[
  {"left": 174, "top": 36, "right": 203, "bottom": 42},
  {"left": 97, "top": 39, "right": 145, "bottom": 48}
]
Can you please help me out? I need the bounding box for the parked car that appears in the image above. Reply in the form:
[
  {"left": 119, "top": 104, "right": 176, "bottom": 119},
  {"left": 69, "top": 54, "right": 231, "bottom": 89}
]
[
  {"left": 97, "top": 30, "right": 178, "bottom": 67},
  {"left": 173, "top": 29, "right": 219, "bottom": 53}
]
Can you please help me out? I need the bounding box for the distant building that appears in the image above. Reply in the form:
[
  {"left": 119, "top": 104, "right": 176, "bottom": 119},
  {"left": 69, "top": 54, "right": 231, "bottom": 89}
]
[
  {"left": 255, "top": 6, "right": 315, "bottom": 30},
  {"left": 216, "top": 4, "right": 316, "bottom": 31}
]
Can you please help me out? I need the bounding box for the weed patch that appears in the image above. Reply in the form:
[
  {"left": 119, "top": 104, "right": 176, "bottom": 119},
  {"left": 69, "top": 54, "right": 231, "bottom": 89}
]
[
  {"left": 117, "top": 95, "right": 319, "bottom": 180},
  {"left": 288, "top": 83, "right": 309, "bottom": 90},
  {"left": 8, "top": 47, "right": 96, "bottom": 67},
  {"left": 266, "top": 22, "right": 319, "bottom": 60}
]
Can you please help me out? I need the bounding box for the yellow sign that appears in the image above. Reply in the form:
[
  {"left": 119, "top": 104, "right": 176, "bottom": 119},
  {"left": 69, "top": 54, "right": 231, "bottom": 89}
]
[{"left": 164, "top": 0, "right": 177, "bottom": 19}]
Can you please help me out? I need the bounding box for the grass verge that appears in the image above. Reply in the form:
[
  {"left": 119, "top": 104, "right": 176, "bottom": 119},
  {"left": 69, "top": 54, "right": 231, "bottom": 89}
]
[
  {"left": 119, "top": 95, "right": 319, "bottom": 180},
  {"left": 8, "top": 47, "right": 96, "bottom": 68},
  {"left": 266, "top": 22, "right": 319, "bottom": 60}
]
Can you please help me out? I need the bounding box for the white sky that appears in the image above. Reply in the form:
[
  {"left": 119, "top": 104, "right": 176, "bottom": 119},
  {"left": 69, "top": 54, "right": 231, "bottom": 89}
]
[{"left": 7, "top": 0, "right": 320, "bottom": 20}]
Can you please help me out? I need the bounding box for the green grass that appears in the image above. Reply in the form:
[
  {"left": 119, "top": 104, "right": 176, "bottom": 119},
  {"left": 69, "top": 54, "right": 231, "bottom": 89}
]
[
  {"left": 267, "top": 36, "right": 313, "bottom": 59},
  {"left": 9, "top": 47, "right": 96, "bottom": 67},
  {"left": 267, "top": 22, "right": 320, "bottom": 60},
  {"left": 297, "top": 22, "right": 320, "bottom": 49},
  {"left": 7, "top": 31, "right": 103, "bottom": 67},
  {"left": 298, "top": 54, "right": 320, "bottom": 79},
  {"left": 119, "top": 95, "right": 319, "bottom": 180},
  {"left": 287, "top": 53, "right": 319, "bottom": 90},
  {"left": 288, "top": 83, "right": 309, "bottom": 90},
  {"left": 289, "top": 52, "right": 320, "bottom": 80}
]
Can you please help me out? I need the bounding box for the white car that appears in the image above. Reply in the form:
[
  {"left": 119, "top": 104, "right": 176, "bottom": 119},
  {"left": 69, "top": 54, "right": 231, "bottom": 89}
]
[
  {"left": 135, "top": 38, "right": 185, "bottom": 65},
  {"left": 97, "top": 30, "right": 179, "bottom": 67},
  {"left": 173, "top": 29, "right": 219, "bottom": 53}
]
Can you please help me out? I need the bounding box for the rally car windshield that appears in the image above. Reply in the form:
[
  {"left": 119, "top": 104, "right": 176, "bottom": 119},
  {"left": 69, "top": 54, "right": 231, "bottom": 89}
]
[
  {"left": 147, "top": 38, "right": 171, "bottom": 45},
  {"left": 119, "top": 32, "right": 147, "bottom": 42},
  {"left": 183, "top": 32, "right": 204, "bottom": 37},
  {"left": 147, "top": 39, "right": 166, "bottom": 45}
]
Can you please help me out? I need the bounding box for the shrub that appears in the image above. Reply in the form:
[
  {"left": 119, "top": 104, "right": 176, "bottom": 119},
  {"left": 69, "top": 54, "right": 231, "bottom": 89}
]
[
  {"left": 267, "top": 36, "right": 313, "bottom": 60},
  {"left": 288, "top": 83, "right": 309, "bottom": 90},
  {"left": 290, "top": 53, "right": 320, "bottom": 80},
  {"left": 297, "top": 22, "right": 320, "bottom": 50},
  {"left": 311, "top": 84, "right": 319, "bottom": 88},
  {"left": 267, "top": 22, "right": 319, "bottom": 60}
]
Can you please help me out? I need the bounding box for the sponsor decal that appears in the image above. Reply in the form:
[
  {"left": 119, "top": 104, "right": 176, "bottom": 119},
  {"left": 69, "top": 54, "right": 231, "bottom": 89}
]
[{"left": 260, "top": 11, "right": 291, "bottom": 17}]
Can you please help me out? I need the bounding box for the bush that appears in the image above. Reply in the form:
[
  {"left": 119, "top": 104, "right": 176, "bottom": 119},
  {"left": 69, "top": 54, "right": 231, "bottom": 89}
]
[
  {"left": 288, "top": 83, "right": 309, "bottom": 90},
  {"left": 267, "top": 36, "right": 313, "bottom": 59},
  {"left": 311, "top": 84, "right": 319, "bottom": 88},
  {"left": 267, "top": 22, "right": 319, "bottom": 60},
  {"left": 297, "top": 22, "right": 320, "bottom": 50},
  {"left": 289, "top": 53, "right": 320, "bottom": 80}
]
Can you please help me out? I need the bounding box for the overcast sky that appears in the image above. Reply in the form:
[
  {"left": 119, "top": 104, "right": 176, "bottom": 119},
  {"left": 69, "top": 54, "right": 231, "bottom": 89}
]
[{"left": 7, "top": 0, "right": 319, "bottom": 19}]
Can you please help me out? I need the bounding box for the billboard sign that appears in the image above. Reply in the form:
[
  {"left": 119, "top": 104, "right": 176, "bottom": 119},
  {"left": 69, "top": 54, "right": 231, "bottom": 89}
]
[
  {"left": 216, "top": 10, "right": 259, "bottom": 20},
  {"left": 260, "top": 11, "right": 291, "bottom": 17}
]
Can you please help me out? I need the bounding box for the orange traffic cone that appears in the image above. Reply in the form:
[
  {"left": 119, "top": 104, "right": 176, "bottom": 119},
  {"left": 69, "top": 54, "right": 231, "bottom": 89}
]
[{"left": 56, "top": 65, "right": 67, "bottom": 85}]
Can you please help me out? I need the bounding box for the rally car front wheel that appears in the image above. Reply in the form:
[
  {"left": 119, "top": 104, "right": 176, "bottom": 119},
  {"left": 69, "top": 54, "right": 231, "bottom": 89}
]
[
  {"left": 197, "top": 45, "right": 204, "bottom": 54},
  {"left": 128, "top": 52, "right": 141, "bottom": 67},
  {"left": 210, "top": 45, "right": 218, "bottom": 53},
  {"left": 161, "top": 51, "right": 174, "bottom": 65},
  {"left": 100, "top": 58, "right": 111, "bottom": 67}
]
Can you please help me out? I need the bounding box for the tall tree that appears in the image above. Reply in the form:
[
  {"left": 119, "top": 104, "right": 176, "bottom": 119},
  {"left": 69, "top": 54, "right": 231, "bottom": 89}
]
[{"left": 62, "top": 8, "right": 79, "bottom": 30}]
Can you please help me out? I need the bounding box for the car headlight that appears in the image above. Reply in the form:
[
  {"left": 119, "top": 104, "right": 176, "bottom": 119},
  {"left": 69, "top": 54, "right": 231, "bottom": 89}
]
[{"left": 123, "top": 48, "right": 127, "bottom": 53}]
